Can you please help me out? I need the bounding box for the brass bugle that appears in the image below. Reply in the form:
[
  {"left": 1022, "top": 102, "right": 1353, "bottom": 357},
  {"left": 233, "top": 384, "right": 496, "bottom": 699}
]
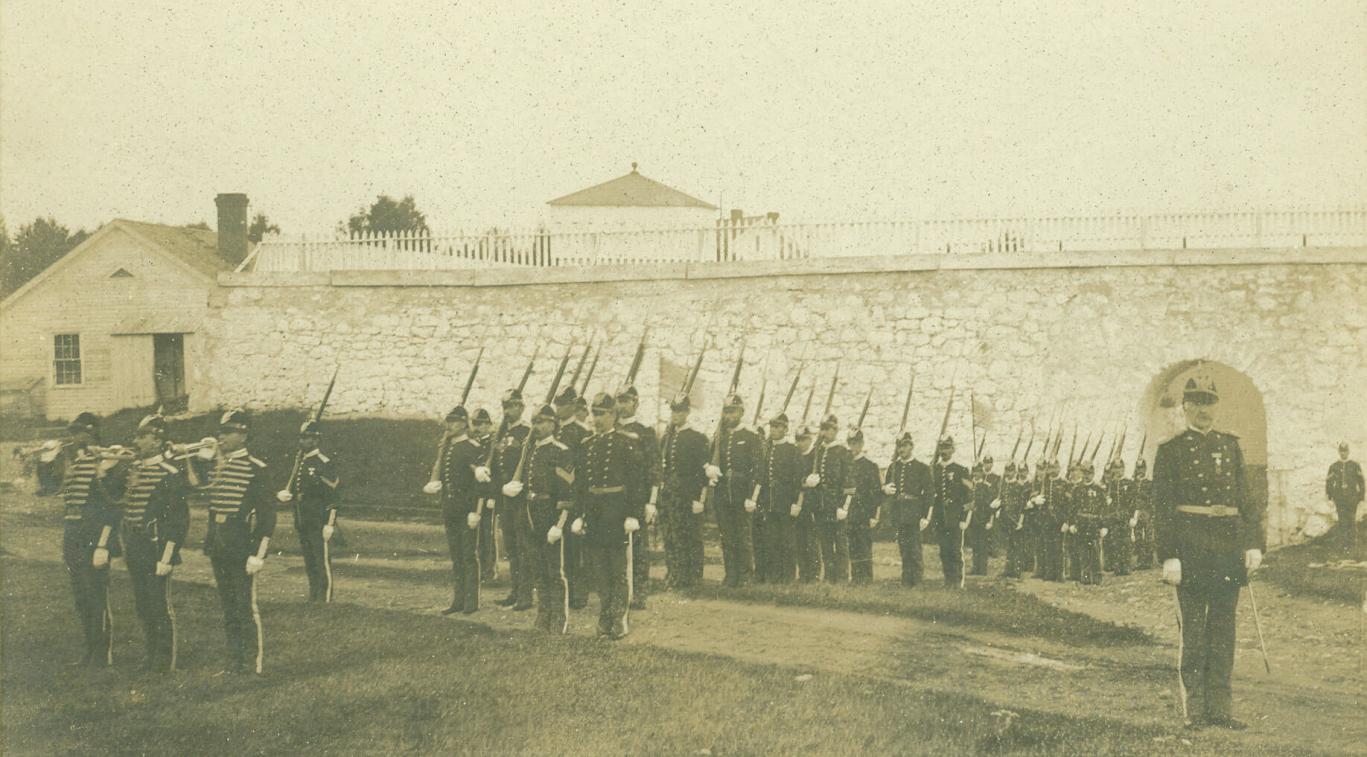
[{"left": 166, "top": 437, "right": 219, "bottom": 461}]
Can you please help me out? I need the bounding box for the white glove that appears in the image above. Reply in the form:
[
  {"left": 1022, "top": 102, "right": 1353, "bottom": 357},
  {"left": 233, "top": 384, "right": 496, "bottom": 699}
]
[
  {"left": 322, "top": 524, "right": 335, "bottom": 542},
  {"left": 691, "top": 500, "right": 704, "bottom": 515},
  {"left": 276, "top": 489, "right": 293, "bottom": 503},
  {"left": 625, "top": 517, "right": 641, "bottom": 533},
  {"left": 744, "top": 499, "right": 757, "bottom": 513},
  {"left": 919, "top": 517, "right": 930, "bottom": 531},
  {"left": 502, "top": 480, "right": 524, "bottom": 498},
  {"left": 1129, "top": 514, "right": 1139, "bottom": 527},
  {"left": 155, "top": 561, "right": 173, "bottom": 577},
  {"left": 803, "top": 474, "right": 821, "bottom": 489},
  {"left": 1244, "top": 548, "right": 1262, "bottom": 572},
  {"left": 791, "top": 503, "right": 803, "bottom": 517},
  {"left": 1162, "top": 558, "right": 1182, "bottom": 586},
  {"left": 986, "top": 520, "right": 994, "bottom": 530},
  {"left": 645, "top": 503, "right": 658, "bottom": 523},
  {"left": 1060, "top": 523, "right": 1069, "bottom": 534},
  {"left": 467, "top": 512, "right": 481, "bottom": 529},
  {"left": 704, "top": 463, "right": 722, "bottom": 482},
  {"left": 882, "top": 483, "right": 897, "bottom": 496},
  {"left": 547, "top": 525, "right": 563, "bottom": 544},
  {"left": 474, "top": 466, "right": 492, "bottom": 483},
  {"left": 1069, "top": 525, "right": 1078, "bottom": 534},
  {"left": 958, "top": 519, "right": 969, "bottom": 531},
  {"left": 869, "top": 518, "right": 879, "bottom": 529},
  {"left": 423, "top": 480, "right": 442, "bottom": 495},
  {"left": 571, "top": 517, "right": 585, "bottom": 535},
  {"left": 92, "top": 547, "right": 110, "bottom": 569},
  {"left": 836, "top": 507, "right": 848, "bottom": 521},
  {"left": 196, "top": 443, "right": 217, "bottom": 461},
  {"left": 989, "top": 498, "right": 1001, "bottom": 510},
  {"left": 1099, "top": 527, "right": 1109, "bottom": 538},
  {"left": 246, "top": 555, "right": 265, "bottom": 575},
  {"left": 1030, "top": 495, "right": 1045, "bottom": 506}
]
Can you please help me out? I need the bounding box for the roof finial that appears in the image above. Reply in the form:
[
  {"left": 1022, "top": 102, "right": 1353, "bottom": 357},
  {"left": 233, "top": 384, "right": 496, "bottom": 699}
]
[{"left": 631, "top": 162, "right": 638, "bottom": 173}]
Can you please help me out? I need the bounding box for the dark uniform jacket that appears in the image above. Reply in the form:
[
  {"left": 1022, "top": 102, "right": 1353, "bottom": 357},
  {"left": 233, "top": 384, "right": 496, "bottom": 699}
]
[
  {"left": 930, "top": 460, "right": 972, "bottom": 529},
  {"left": 206, "top": 448, "right": 274, "bottom": 557},
  {"left": 884, "top": 457, "right": 930, "bottom": 527},
  {"left": 1153, "top": 428, "right": 1264, "bottom": 587},
  {"left": 716, "top": 425, "right": 762, "bottom": 505},
  {"left": 1072, "top": 483, "right": 1106, "bottom": 528},
  {"left": 804, "top": 441, "right": 851, "bottom": 519},
  {"left": 123, "top": 454, "right": 190, "bottom": 565},
  {"left": 1326, "top": 459, "right": 1365, "bottom": 505},
  {"left": 526, "top": 436, "right": 575, "bottom": 512},
  {"left": 290, "top": 448, "right": 339, "bottom": 529},
  {"left": 660, "top": 423, "right": 709, "bottom": 501},
  {"left": 622, "top": 418, "right": 660, "bottom": 502},
  {"left": 61, "top": 447, "right": 124, "bottom": 555},
  {"left": 1130, "top": 478, "right": 1153, "bottom": 517},
  {"left": 576, "top": 428, "right": 645, "bottom": 546},
  {"left": 493, "top": 420, "right": 531, "bottom": 492},
  {"left": 846, "top": 455, "right": 883, "bottom": 522},
  {"left": 439, "top": 435, "right": 486, "bottom": 515},
  {"left": 758, "top": 439, "right": 802, "bottom": 514},
  {"left": 1102, "top": 478, "right": 1130, "bottom": 525},
  {"left": 1002, "top": 479, "right": 1029, "bottom": 530}
]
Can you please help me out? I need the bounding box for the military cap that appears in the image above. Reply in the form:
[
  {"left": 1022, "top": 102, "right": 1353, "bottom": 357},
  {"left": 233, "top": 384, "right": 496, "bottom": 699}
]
[
  {"left": 445, "top": 406, "right": 469, "bottom": 423},
  {"left": 136, "top": 414, "right": 167, "bottom": 437},
  {"left": 591, "top": 392, "right": 616, "bottom": 413},
  {"left": 1182, "top": 375, "right": 1218, "bottom": 404},
  {"left": 68, "top": 411, "right": 100, "bottom": 433},
  {"left": 1079, "top": 460, "right": 1095, "bottom": 475},
  {"left": 534, "top": 404, "right": 557, "bottom": 422},
  {"left": 1338, "top": 441, "right": 1349, "bottom": 453},
  {"left": 847, "top": 428, "right": 864, "bottom": 446},
  {"left": 895, "top": 432, "right": 914, "bottom": 447},
  {"left": 670, "top": 394, "right": 691, "bottom": 412},
  {"left": 1004, "top": 460, "right": 1019, "bottom": 474},
  {"left": 573, "top": 395, "right": 588, "bottom": 411},
  {"left": 724, "top": 394, "right": 744, "bottom": 411},
  {"left": 219, "top": 408, "right": 250, "bottom": 432},
  {"left": 1133, "top": 459, "right": 1147, "bottom": 476},
  {"left": 769, "top": 412, "right": 790, "bottom": 427},
  {"left": 982, "top": 454, "right": 994, "bottom": 467},
  {"left": 820, "top": 414, "right": 839, "bottom": 430},
  {"left": 937, "top": 435, "right": 955, "bottom": 449},
  {"left": 554, "top": 386, "right": 578, "bottom": 406},
  {"left": 299, "top": 419, "right": 321, "bottom": 436},
  {"left": 502, "top": 388, "right": 524, "bottom": 407},
  {"left": 617, "top": 385, "right": 639, "bottom": 401},
  {"left": 472, "top": 408, "right": 492, "bottom": 425}
]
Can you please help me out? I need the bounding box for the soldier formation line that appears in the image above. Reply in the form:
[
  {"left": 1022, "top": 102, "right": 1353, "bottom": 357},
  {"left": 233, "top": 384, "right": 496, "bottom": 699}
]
[{"left": 36, "top": 331, "right": 1362, "bottom": 731}]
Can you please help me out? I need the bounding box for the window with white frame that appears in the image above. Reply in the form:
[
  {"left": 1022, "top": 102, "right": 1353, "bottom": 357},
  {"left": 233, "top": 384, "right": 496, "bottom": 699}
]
[{"left": 53, "top": 334, "right": 82, "bottom": 385}]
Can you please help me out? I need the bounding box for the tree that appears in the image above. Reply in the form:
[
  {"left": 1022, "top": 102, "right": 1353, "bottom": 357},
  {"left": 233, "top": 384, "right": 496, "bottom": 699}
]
[
  {"left": 0, "top": 217, "right": 89, "bottom": 297},
  {"left": 340, "top": 195, "right": 429, "bottom": 237},
  {"left": 248, "top": 213, "right": 280, "bottom": 243}
]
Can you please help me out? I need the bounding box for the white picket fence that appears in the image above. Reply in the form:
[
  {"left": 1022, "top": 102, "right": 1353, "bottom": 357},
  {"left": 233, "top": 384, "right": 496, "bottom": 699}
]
[{"left": 240, "top": 208, "right": 1367, "bottom": 272}]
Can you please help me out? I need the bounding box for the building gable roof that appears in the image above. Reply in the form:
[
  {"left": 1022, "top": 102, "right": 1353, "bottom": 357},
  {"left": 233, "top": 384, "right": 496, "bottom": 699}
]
[
  {"left": 0, "top": 220, "right": 229, "bottom": 312},
  {"left": 547, "top": 165, "right": 717, "bottom": 209}
]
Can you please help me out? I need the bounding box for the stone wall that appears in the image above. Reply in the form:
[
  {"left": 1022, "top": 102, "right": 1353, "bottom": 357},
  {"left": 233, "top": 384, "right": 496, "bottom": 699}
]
[{"left": 203, "top": 248, "right": 1367, "bottom": 545}]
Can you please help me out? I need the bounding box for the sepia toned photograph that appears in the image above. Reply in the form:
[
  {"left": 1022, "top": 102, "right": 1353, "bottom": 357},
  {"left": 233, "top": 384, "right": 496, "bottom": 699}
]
[{"left": 1, "top": 2, "right": 1364, "bottom": 754}]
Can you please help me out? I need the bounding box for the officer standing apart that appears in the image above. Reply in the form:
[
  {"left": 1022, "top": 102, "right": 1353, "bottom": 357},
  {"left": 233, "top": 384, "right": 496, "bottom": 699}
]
[
  {"left": 1325, "top": 442, "right": 1364, "bottom": 553},
  {"left": 204, "top": 410, "right": 275, "bottom": 675},
  {"left": 278, "top": 421, "right": 340, "bottom": 602},
  {"left": 121, "top": 414, "right": 189, "bottom": 672},
  {"left": 1155, "top": 376, "right": 1264, "bottom": 730},
  {"left": 60, "top": 412, "right": 121, "bottom": 667},
  {"left": 574, "top": 393, "right": 644, "bottom": 639}
]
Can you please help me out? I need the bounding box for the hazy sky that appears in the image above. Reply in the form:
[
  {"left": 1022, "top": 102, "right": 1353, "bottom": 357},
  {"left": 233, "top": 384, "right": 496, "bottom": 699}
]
[{"left": 3, "top": 1, "right": 1364, "bottom": 235}]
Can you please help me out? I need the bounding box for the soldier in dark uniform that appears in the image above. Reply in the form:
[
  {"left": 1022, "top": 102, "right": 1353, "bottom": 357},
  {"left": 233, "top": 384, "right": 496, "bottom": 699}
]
[
  {"left": 60, "top": 412, "right": 121, "bottom": 667},
  {"left": 427, "top": 406, "right": 490, "bottom": 615},
  {"left": 928, "top": 436, "right": 973, "bottom": 588},
  {"left": 885, "top": 433, "right": 930, "bottom": 587},
  {"left": 121, "top": 414, "right": 189, "bottom": 671},
  {"left": 1132, "top": 459, "right": 1156, "bottom": 569},
  {"left": 845, "top": 429, "right": 883, "bottom": 584},
  {"left": 204, "top": 410, "right": 275, "bottom": 674},
  {"left": 757, "top": 413, "right": 801, "bottom": 583},
  {"left": 555, "top": 389, "right": 593, "bottom": 607},
  {"left": 658, "top": 395, "right": 709, "bottom": 589},
  {"left": 804, "top": 415, "right": 851, "bottom": 583},
  {"left": 1102, "top": 457, "right": 1132, "bottom": 575},
  {"left": 793, "top": 425, "right": 822, "bottom": 582},
  {"left": 966, "top": 459, "right": 1000, "bottom": 576},
  {"left": 1072, "top": 461, "right": 1106, "bottom": 585},
  {"left": 521, "top": 404, "right": 575, "bottom": 633},
  {"left": 1155, "top": 376, "right": 1264, "bottom": 730},
  {"left": 1000, "top": 461, "right": 1030, "bottom": 578},
  {"left": 493, "top": 390, "right": 532, "bottom": 609},
  {"left": 615, "top": 386, "right": 659, "bottom": 609},
  {"left": 573, "top": 393, "right": 644, "bottom": 639},
  {"left": 278, "top": 421, "right": 340, "bottom": 602},
  {"left": 1062, "top": 462, "right": 1085, "bottom": 582},
  {"left": 1326, "top": 442, "right": 1364, "bottom": 552},
  {"left": 708, "top": 394, "right": 762, "bottom": 587},
  {"left": 472, "top": 408, "right": 498, "bottom": 582}
]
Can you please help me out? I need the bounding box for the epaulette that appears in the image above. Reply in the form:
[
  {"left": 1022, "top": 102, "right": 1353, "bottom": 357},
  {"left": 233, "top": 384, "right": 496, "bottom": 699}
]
[
  {"left": 1219, "top": 430, "right": 1240, "bottom": 440},
  {"left": 305, "top": 450, "right": 331, "bottom": 463},
  {"left": 249, "top": 456, "right": 267, "bottom": 468}
]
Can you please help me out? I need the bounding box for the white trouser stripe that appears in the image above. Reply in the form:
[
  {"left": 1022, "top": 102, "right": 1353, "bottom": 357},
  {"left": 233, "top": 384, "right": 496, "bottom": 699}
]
[
  {"left": 165, "top": 577, "right": 177, "bottom": 671},
  {"left": 322, "top": 535, "right": 333, "bottom": 603},
  {"left": 250, "top": 574, "right": 263, "bottom": 674}
]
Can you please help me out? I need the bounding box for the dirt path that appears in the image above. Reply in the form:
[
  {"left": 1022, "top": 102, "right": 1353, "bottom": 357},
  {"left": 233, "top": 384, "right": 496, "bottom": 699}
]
[{"left": 4, "top": 496, "right": 1362, "bottom": 754}]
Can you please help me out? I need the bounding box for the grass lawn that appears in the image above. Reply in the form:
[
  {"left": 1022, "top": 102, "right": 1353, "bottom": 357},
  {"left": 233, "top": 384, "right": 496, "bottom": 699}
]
[
  {"left": 2, "top": 557, "right": 1209, "bottom": 756},
  {"left": 1259, "top": 532, "right": 1364, "bottom": 605}
]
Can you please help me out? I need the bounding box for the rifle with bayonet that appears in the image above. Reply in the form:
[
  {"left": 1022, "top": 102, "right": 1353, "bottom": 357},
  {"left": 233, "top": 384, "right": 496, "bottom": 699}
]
[
  {"left": 424, "top": 348, "right": 483, "bottom": 492},
  {"left": 279, "top": 365, "right": 341, "bottom": 501},
  {"left": 793, "top": 366, "right": 839, "bottom": 517},
  {"left": 922, "top": 369, "right": 958, "bottom": 532}
]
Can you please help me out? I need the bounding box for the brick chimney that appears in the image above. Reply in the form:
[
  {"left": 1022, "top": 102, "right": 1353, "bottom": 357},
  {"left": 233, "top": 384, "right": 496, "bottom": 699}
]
[{"left": 214, "top": 193, "right": 250, "bottom": 266}]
